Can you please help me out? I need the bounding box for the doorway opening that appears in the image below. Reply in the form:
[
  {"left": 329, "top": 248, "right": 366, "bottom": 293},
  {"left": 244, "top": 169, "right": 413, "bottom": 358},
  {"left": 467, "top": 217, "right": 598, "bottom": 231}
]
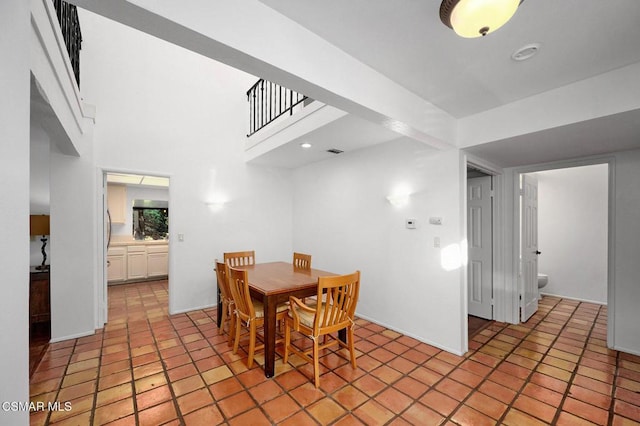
[
  {"left": 467, "top": 165, "right": 495, "bottom": 339},
  {"left": 518, "top": 163, "right": 609, "bottom": 325},
  {"left": 102, "top": 172, "right": 170, "bottom": 325}
]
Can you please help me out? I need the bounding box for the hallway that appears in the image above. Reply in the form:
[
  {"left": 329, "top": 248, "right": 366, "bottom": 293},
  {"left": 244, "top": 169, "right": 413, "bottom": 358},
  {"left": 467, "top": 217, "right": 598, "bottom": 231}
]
[{"left": 29, "top": 281, "right": 640, "bottom": 425}]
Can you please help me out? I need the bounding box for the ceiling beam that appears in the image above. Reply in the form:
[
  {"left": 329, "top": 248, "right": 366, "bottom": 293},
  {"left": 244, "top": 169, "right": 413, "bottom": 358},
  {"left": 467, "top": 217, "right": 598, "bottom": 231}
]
[{"left": 70, "top": 0, "right": 456, "bottom": 150}]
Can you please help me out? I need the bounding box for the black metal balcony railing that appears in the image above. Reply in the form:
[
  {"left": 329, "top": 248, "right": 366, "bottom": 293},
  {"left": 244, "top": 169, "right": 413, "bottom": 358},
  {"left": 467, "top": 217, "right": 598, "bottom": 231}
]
[
  {"left": 52, "top": 0, "right": 82, "bottom": 87},
  {"left": 247, "top": 79, "right": 307, "bottom": 137}
]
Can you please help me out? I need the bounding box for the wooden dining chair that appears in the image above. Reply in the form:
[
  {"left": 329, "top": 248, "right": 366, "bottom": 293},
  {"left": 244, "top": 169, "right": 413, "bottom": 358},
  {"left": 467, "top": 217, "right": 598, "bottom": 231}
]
[
  {"left": 224, "top": 250, "right": 255, "bottom": 268},
  {"left": 214, "top": 260, "right": 236, "bottom": 346},
  {"left": 293, "top": 252, "right": 312, "bottom": 270},
  {"left": 227, "top": 266, "right": 289, "bottom": 368},
  {"left": 283, "top": 270, "right": 360, "bottom": 387}
]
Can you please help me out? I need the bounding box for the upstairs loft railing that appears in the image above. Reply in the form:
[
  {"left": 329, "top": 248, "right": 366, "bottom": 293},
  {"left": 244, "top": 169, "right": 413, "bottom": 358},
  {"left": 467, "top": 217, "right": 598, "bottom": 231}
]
[
  {"left": 247, "top": 79, "right": 308, "bottom": 137},
  {"left": 52, "top": 0, "right": 82, "bottom": 87}
]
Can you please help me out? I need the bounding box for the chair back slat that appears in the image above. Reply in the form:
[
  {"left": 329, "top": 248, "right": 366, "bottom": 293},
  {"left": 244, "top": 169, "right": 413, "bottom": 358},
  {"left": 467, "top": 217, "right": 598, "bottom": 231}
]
[
  {"left": 228, "top": 266, "right": 255, "bottom": 321},
  {"left": 293, "top": 252, "right": 312, "bottom": 270},
  {"left": 214, "top": 260, "right": 231, "bottom": 301},
  {"left": 314, "top": 271, "right": 360, "bottom": 334},
  {"left": 224, "top": 250, "right": 255, "bottom": 268}
]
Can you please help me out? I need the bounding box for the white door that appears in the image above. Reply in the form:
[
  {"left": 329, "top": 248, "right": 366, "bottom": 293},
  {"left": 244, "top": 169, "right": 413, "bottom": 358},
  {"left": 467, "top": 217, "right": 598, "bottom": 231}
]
[
  {"left": 521, "top": 174, "right": 539, "bottom": 322},
  {"left": 467, "top": 176, "right": 493, "bottom": 319}
]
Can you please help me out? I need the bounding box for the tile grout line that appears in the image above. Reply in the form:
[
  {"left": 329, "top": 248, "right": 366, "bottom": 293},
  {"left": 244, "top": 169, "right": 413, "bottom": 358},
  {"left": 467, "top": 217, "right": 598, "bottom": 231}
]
[
  {"left": 32, "top": 282, "right": 638, "bottom": 425},
  {"left": 608, "top": 323, "right": 621, "bottom": 425},
  {"left": 45, "top": 339, "right": 78, "bottom": 425},
  {"left": 179, "top": 310, "right": 227, "bottom": 423},
  {"left": 455, "top": 299, "right": 564, "bottom": 424},
  {"left": 546, "top": 301, "right": 602, "bottom": 425},
  {"left": 88, "top": 325, "right": 107, "bottom": 426},
  {"left": 381, "top": 297, "right": 563, "bottom": 424},
  {"left": 127, "top": 283, "right": 141, "bottom": 426},
  {"left": 149, "top": 313, "right": 185, "bottom": 425}
]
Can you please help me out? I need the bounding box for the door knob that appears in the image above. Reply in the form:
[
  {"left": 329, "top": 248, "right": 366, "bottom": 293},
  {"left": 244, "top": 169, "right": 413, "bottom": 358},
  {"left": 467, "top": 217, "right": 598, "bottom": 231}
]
[{"left": 535, "top": 250, "right": 541, "bottom": 255}]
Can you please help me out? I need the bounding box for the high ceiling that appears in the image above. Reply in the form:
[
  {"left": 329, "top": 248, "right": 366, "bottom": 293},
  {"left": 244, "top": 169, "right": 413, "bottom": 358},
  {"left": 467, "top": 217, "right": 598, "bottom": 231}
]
[
  {"left": 259, "top": 0, "right": 640, "bottom": 119},
  {"left": 71, "top": 0, "right": 640, "bottom": 168},
  {"left": 254, "top": 0, "right": 640, "bottom": 167}
]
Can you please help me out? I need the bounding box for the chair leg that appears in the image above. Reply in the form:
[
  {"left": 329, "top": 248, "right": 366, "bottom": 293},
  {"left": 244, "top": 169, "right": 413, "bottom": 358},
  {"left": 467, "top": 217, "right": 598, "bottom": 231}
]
[
  {"left": 247, "top": 321, "right": 256, "bottom": 368},
  {"left": 220, "top": 301, "right": 228, "bottom": 334},
  {"left": 233, "top": 316, "right": 241, "bottom": 354},
  {"left": 347, "top": 327, "right": 357, "bottom": 368},
  {"left": 313, "top": 337, "right": 320, "bottom": 388},
  {"left": 283, "top": 318, "right": 290, "bottom": 364},
  {"left": 227, "top": 306, "right": 236, "bottom": 347}
]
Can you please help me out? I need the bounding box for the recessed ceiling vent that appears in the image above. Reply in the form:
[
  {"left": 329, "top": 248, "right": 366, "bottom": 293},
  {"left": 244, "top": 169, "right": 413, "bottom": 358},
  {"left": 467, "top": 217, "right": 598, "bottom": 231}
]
[
  {"left": 327, "top": 149, "right": 344, "bottom": 154},
  {"left": 512, "top": 43, "right": 541, "bottom": 61}
]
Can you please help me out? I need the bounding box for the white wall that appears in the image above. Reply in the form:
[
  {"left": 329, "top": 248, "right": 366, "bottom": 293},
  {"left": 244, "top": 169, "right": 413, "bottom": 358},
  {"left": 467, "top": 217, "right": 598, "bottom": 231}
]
[
  {"left": 613, "top": 149, "right": 640, "bottom": 355},
  {"left": 535, "top": 164, "right": 608, "bottom": 304},
  {"left": 50, "top": 128, "right": 97, "bottom": 341},
  {"left": 110, "top": 184, "right": 169, "bottom": 239},
  {"left": 30, "top": 123, "right": 52, "bottom": 266},
  {"left": 79, "top": 10, "right": 293, "bottom": 314},
  {"left": 293, "top": 139, "right": 467, "bottom": 354},
  {"left": 0, "top": 0, "right": 30, "bottom": 422}
]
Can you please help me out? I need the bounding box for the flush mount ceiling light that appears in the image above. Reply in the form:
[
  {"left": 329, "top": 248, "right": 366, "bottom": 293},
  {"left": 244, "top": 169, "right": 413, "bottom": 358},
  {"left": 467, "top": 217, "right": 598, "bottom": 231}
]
[{"left": 440, "top": 0, "right": 523, "bottom": 38}]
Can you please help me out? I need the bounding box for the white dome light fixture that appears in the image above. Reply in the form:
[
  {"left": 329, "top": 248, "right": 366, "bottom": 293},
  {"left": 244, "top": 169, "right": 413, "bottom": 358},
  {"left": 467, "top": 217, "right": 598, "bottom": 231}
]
[{"left": 440, "top": 0, "right": 523, "bottom": 38}]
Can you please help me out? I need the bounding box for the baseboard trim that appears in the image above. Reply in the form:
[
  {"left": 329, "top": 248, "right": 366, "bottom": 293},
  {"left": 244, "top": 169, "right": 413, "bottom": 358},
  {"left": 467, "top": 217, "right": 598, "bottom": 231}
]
[
  {"left": 170, "top": 303, "right": 216, "bottom": 316},
  {"left": 49, "top": 329, "right": 95, "bottom": 343},
  {"left": 540, "top": 292, "right": 607, "bottom": 306},
  {"left": 355, "top": 312, "right": 465, "bottom": 356}
]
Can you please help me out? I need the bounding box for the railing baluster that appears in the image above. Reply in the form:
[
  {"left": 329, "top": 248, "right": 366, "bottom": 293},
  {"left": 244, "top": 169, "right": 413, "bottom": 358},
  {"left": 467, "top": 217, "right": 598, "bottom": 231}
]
[
  {"left": 245, "top": 78, "right": 308, "bottom": 137},
  {"left": 51, "top": 0, "right": 82, "bottom": 88}
]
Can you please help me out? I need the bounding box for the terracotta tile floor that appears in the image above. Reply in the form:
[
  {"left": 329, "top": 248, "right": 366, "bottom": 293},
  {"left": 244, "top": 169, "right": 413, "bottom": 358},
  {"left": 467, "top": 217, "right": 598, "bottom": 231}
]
[{"left": 29, "top": 281, "right": 640, "bottom": 425}]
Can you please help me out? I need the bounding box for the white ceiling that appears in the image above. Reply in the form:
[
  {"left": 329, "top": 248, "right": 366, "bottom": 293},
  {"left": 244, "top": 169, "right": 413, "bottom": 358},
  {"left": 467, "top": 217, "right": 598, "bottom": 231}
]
[
  {"left": 72, "top": 0, "right": 640, "bottom": 169},
  {"left": 253, "top": 0, "right": 640, "bottom": 167},
  {"left": 259, "top": 0, "right": 640, "bottom": 119},
  {"left": 247, "top": 114, "right": 404, "bottom": 169}
]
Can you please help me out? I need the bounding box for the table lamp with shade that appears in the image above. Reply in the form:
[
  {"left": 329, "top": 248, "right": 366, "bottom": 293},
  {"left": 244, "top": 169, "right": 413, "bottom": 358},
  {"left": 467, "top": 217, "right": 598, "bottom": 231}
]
[{"left": 30, "top": 215, "right": 50, "bottom": 271}]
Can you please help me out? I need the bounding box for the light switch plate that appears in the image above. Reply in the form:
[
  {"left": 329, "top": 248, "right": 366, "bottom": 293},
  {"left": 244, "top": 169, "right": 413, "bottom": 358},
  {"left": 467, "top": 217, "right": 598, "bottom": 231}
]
[
  {"left": 429, "top": 217, "right": 443, "bottom": 225},
  {"left": 406, "top": 219, "right": 416, "bottom": 229}
]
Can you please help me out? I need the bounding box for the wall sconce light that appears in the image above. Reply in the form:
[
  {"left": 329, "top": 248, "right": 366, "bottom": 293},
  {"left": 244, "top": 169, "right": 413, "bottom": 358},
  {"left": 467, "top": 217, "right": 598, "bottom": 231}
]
[
  {"left": 386, "top": 194, "right": 410, "bottom": 207},
  {"left": 206, "top": 201, "right": 226, "bottom": 212}
]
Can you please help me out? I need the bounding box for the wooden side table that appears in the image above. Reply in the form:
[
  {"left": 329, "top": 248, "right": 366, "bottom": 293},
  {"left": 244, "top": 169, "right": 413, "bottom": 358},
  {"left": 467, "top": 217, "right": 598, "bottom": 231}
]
[{"left": 29, "top": 268, "right": 50, "bottom": 339}]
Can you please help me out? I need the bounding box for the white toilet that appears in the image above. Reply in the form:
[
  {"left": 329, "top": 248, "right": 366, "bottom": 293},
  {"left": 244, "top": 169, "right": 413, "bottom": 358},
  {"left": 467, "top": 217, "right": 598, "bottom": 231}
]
[{"left": 538, "top": 274, "right": 548, "bottom": 297}]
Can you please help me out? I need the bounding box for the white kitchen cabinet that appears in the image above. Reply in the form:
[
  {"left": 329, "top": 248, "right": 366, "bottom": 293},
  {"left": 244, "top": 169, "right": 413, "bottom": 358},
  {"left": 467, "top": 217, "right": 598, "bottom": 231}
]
[
  {"left": 147, "top": 245, "right": 169, "bottom": 277},
  {"left": 127, "top": 245, "right": 147, "bottom": 280},
  {"left": 107, "top": 247, "right": 127, "bottom": 283},
  {"left": 107, "top": 184, "right": 127, "bottom": 224}
]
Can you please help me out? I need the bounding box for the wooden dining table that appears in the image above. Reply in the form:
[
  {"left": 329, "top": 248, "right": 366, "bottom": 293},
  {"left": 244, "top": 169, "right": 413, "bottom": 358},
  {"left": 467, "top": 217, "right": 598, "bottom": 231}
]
[{"left": 232, "top": 261, "right": 337, "bottom": 378}]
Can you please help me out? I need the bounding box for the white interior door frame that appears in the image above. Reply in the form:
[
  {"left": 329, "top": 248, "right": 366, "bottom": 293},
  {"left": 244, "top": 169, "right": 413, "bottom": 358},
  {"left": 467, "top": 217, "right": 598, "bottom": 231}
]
[
  {"left": 506, "top": 155, "right": 616, "bottom": 348},
  {"left": 95, "top": 169, "right": 108, "bottom": 329},
  {"left": 520, "top": 174, "right": 539, "bottom": 322},
  {"left": 95, "top": 166, "right": 172, "bottom": 328},
  {"left": 467, "top": 175, "right": 494, "bottom": 320},
  {"left": 465, "top": 154, "right": 505, "bottom": 323}
]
